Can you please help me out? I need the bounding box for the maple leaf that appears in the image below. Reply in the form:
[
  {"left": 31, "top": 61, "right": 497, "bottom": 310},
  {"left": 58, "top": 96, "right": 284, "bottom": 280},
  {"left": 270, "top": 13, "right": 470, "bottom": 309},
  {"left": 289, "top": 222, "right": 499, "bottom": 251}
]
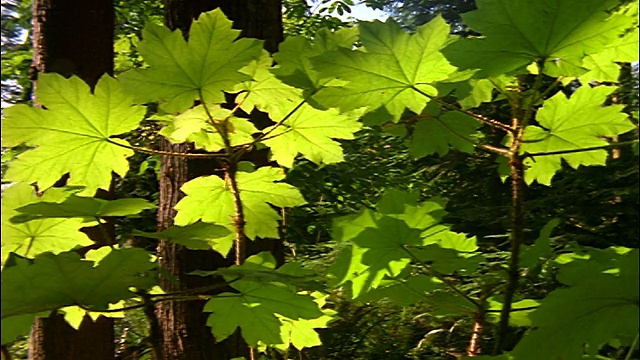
[
  {"left": 1, "top": 248, "right": 157, "bottom": 318},
  {"left": 12, "top": 196, "right": 155, "bottom": 222},
  {"left": 203, "top": 253, "right": 324, "bottom": 346},
  {"left": 234, "top": 54, "right": 305, "bottom": 120},
  {"left": 119, "top": 9, "right": 264, "bottom": 113},
  {"left": 134, "top": 222, "right": 233, "bottom": 256},
  {"left": 311, "top": 16, "right": 456, "bottom": 121},
  {"left": 1, "top": 183, "right": 91, "bottom": 267},
  {"left": 521, "top": 86, "right": 636, "bottom": 185},
  {"left": 512, "top": 250, "right": 639, "bottom": 359},
  {"left": 174, "top": 167, "right": 306, "bottom": 239},
  {"left": 159, "top": 105, "right": 258, "bottom": 152},
  {"left": 580, "top": 27, "right": 639, "bottom": 83},
  {"left": 407, "top": 106, "right": 479, "bottom": 158},
  {"left": 272, "top": 27, "right": 359, "bottom": 92},
  {"left": 2, "top": 74, "right": 145, "bottom": 194},
  {"left": 274, "top": 292, "right": 336, "bottom": 350},
  {"left": 263, "top": 104, "right": 363, "bottom": 168},
  {"left": 443, "top": 0, "right": 637, "bottom": 77}
]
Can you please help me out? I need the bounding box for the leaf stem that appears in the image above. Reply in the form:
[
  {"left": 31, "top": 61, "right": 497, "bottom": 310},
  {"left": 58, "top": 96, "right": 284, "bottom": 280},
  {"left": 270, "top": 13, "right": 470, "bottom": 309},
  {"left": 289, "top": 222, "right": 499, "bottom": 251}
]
[
  {"left": 106, "top": 139, "right": 227, "bottom": 158},
  {"left": 624, "top": 332, "right": 639, "bottom": 360},
  {"left": 523, "top": 140, "right": 639, "bottom": 158},
  {"left": 412, "top": 86, "right": 513, "bottom": 133},
  {"left": 231, "top": 99, "right": 307, "bottom": 162},
  {"left": 402, "top": 246, "right": 482, "bottom": 310},
  {"left": 434, "top": 117, "right": 511, "bottom": 156}
]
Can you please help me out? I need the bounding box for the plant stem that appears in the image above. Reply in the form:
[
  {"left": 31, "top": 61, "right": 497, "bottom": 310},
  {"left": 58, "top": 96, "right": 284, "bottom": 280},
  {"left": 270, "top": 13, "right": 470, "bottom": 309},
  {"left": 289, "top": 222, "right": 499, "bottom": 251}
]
[
  {"left": 199, "top": 91, "right": 247, "bottom": 266},
  {"left": 523, "top": 140, "right": 639, "bottom": 158},
  {"left": 106, "top": 139, "right": 227, "bottom": 158},
  {"left": 624, "top": 333, "right": 639, "bottom": 360},
  {"left": 494, "top": 64, "right": 545, "bottom": 354},
  {"left": 434, "top": 117, "right": 511, "bottom": 156},
  {"left": 412, "top": 87, "right": 513, "bottom": 133}
]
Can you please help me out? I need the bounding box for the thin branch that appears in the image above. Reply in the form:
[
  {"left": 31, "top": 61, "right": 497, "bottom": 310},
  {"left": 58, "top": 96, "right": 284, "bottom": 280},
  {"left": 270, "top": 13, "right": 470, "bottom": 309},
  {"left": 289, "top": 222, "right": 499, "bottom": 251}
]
[
  {"left": 523, "top": 140, "right": 639, "bottom": 158},
  {"left": 434, "top": 117, "right": 511, "bottom": 156},
  {"left": 106, "top": 139, "right": 227, "bottom": 158},
  {"left": 412, "top": 86, "right": 513, "bottom": 133}
]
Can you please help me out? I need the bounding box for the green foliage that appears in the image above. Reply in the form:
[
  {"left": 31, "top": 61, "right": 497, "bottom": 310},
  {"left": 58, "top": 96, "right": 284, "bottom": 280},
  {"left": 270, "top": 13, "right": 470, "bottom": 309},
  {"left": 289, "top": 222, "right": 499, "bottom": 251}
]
[
  {"left": 1, "top": 183, "right": 91, "bottom": 266},
  {"left": 442, "top": 0, "right": 637, "bottom": 78},
  {"left": 1, "top": 248, "right": 156, "bottom": 318},
  {"left": 2, "top": 74, "right": 146, "bottom": 194},
  {"left": 119, "top": 9, "right": 264, "bottom": 113},
  {"left": 311, "top": 16, "right": 456, "bottom": 121},
  {"left": 203, "top": 253, "right": 325, "bottom": 346},
  {"left": 522, "top": 85, "right": 635, "bottom": 185},
  {"left": 174, "top": 167, "right": 307, "bottom": 239},
  {"left": 512, "top": 249, "right": 639, "bottom": 359},
  {"left": 1, "top": 3, "right": 638, "bottom": 358}
]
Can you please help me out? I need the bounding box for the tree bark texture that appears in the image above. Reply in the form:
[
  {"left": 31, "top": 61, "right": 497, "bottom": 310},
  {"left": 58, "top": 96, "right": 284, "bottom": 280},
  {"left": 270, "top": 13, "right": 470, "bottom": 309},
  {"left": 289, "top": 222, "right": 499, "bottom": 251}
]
[
  {"left": 156, "top": 1, "right": 284, "bottom": 359},
  {"left": 28, "top": 1, "right": 116, "bottom": 359}
]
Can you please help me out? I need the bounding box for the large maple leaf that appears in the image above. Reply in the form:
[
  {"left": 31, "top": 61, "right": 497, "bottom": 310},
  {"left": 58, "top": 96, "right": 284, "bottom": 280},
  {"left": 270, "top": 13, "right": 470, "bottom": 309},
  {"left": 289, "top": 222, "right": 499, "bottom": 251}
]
[
  {"left": 174, "top": 167, "right": 306, "bottom": 239},
  {"left": 2, "top": 74, "right": 145, "bottom": 194},
  {"left": 1, "top": 248, "right": 156, "bottom": 318},
  {"left": 1, "top": 183, "right": 91, "bottom": 267},
  {"left": 521, "top": 85, "right": 636, "bottom": 185},
  {"left": 119, "top": 9, "right": 264, "bottom": 113},
  {"left": 311, "top": 16, "right": 456, "bottom": 121},
  {"left": 443, "top": 0, "right": 636, "bottom": 77}
]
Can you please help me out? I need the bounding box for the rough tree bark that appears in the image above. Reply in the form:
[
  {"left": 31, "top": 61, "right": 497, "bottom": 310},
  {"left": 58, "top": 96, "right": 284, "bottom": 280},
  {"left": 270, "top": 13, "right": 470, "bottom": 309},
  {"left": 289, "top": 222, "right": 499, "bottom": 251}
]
[
  {"left": 28, "top": 0, "right": 116, "bottom": 359},
  {"left": 155, "top": 1, "right": 283, "bottom": 359}
]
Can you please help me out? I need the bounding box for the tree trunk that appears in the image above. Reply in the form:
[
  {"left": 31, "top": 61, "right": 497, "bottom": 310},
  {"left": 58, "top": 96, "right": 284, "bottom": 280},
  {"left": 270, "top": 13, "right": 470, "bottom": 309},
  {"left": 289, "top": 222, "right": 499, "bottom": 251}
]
[
  {"left": 156, "top": 1, "right": 283, "bottom": 359},
  {"left": 28, "top": 0, "right": 116, "bottom": 359}
]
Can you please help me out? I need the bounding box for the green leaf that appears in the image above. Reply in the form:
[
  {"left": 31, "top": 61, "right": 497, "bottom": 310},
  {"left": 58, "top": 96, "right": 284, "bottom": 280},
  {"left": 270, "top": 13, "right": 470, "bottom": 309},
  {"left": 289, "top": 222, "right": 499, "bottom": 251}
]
[
  {"left": 234, "top": 54, "right": 305, "bottom": 120},
  {"left": 519, "top": 218, "right": 559, "bottom": 270},
  {"left": 159, "top": 105, "right": 258, "bottom": 152},
  {"left": 1, "top": 248, "right": 157, "bottom": 318},
  {"left": 2, "top": 74, "right": 145, "bottom": 194},
  {"left": 580, "top": 27, "right": 639, "bottom": 83},
  {"left": 274, "top": 292, "right": 336, "bottom": 350},
  {"left": 263, "top": 104, "right": 363, "bottom": 167},
  {"left": 203, "top": 256, "right": 324, "bottom": 346},
  {"left": 311, "top": 16, "right": 456, "bottom": 121},
  {"left": 134, "top": 222, "right": 233, "bottom": 256},
  {"left": 332, "top": 216, "right": 424, "bottom": 298},
  {"left": 272, "top": 27, "right": 359, "bottom": 91},
  {"left": 486, "top": 298, "right": 540, "bottom": 327},
  {"left": 554, "top": 246, "right": 633, "bottom": 286},
  {"left": 119, "top": 9, "right": 264, "bottom": 113},
  {"left": 174, "top": 167, "right": 306, "bottom": 239},
  {"left": 11, "top": 196, "right": 156, "bottom": 223},
  {"left": 60, "top": 300, "right": 126, "bottom": 330},
  {"left": 359, "top": 275, "right": 444, "bottom": 306},
  {"left": 1, "top": 183, "right": 91, "bottom": 266},
  {"left": 521, "top": 85, "right": 635, "bottom": 185},
  {"left": 512, "top": 250, "right": 639, "bottom": 359},
  {"left": 443, "top": 0, "right": 636, "bottom": 77},
  {"left": 408, "top": 110, "right": 479, "bottom": 158}
]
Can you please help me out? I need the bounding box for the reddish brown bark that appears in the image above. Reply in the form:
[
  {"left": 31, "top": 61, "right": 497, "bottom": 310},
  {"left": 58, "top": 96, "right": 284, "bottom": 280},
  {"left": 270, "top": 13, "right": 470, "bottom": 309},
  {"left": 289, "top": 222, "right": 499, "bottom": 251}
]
[
  {"left": 155, "top": 1, "right": 284, "bottom": 359},
  {"left": 28, "top": 0, "right": 116, "bottom": 359}
]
